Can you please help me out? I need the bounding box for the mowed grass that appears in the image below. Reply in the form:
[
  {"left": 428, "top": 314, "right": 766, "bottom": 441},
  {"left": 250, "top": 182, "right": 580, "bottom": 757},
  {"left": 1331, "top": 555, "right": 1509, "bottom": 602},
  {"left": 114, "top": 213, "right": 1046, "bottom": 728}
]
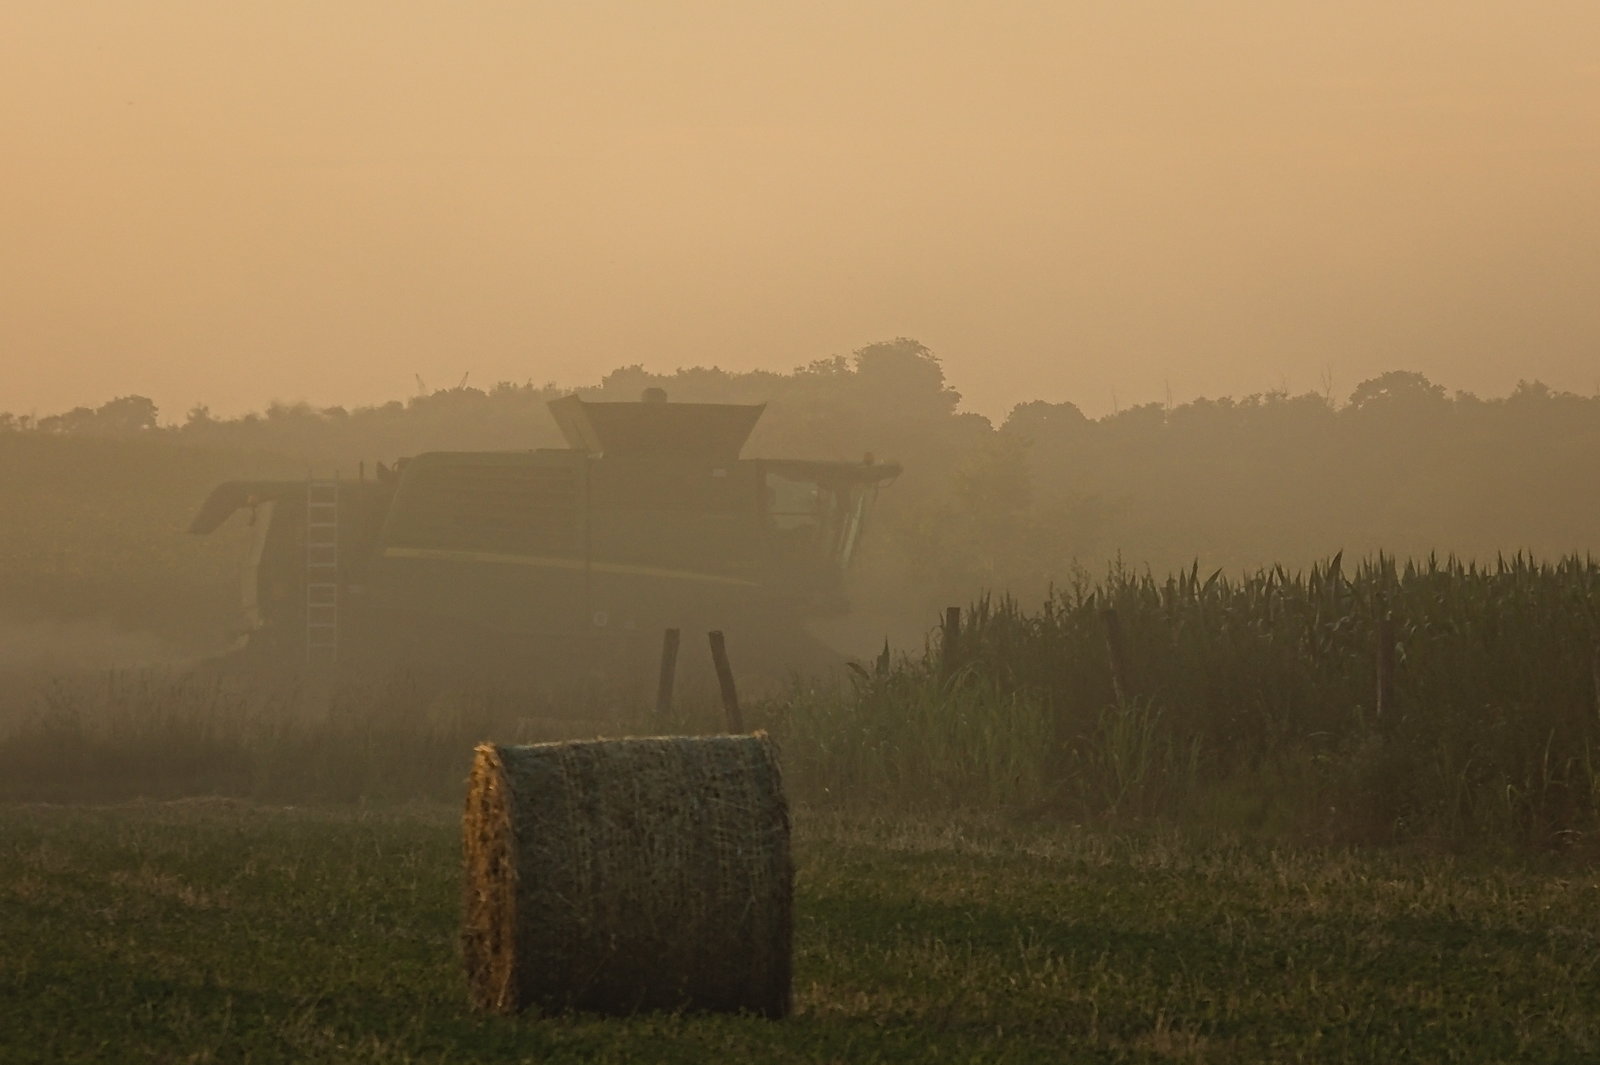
[{"left": 3, "top": 804, "right": 1599, "bottom": 1064}]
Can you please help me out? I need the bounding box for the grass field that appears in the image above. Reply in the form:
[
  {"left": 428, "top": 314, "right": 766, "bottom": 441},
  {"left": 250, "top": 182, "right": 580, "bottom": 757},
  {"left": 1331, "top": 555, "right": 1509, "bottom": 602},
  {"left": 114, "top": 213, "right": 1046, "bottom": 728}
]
[{"left": 4, "top": 801, "right": 1599, "bottom": 1064}]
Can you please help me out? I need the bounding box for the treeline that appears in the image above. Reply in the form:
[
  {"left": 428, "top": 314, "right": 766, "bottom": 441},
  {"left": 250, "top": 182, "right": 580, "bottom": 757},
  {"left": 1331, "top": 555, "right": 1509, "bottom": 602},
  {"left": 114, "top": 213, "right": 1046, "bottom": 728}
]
[{"left": 4, "top": 339, "right": 1599, "bottom": 642}]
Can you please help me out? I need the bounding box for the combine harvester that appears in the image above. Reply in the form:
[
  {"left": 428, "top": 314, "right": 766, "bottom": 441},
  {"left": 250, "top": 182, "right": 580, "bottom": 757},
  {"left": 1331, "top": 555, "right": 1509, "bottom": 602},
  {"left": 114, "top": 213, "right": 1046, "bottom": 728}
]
[{"left": 188, "top": 391, "right": 899, "bottom": 691}]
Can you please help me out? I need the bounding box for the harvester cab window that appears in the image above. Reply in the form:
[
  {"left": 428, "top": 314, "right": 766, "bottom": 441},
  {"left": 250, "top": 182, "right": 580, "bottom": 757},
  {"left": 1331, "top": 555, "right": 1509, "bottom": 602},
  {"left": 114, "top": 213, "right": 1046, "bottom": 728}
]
[
  {"left": 765, "top": 471, "right": 865, "bottom": 575},
  {"left": 766, "top": 473, "right": 823, "bottom": 534}
]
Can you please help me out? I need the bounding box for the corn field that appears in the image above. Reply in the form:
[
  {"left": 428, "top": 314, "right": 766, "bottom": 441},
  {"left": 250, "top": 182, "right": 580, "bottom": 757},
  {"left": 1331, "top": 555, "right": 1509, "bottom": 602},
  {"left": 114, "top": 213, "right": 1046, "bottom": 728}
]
[{"left": 772, "top": 554, "right": 1600, "bottom": 848}]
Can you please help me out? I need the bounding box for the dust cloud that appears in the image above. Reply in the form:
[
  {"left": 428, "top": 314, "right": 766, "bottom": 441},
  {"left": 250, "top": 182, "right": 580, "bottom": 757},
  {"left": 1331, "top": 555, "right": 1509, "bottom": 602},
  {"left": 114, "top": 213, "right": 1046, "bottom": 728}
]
[{"left": 0, "top": 614, "right": 195, "bottom": 674}]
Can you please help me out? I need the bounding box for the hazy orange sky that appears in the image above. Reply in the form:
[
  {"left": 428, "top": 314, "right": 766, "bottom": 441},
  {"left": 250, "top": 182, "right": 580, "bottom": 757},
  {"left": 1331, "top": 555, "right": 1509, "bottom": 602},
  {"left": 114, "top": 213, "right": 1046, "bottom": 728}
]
[{"left": 5, "top": 2, "right": 1598, "bottom": 423}]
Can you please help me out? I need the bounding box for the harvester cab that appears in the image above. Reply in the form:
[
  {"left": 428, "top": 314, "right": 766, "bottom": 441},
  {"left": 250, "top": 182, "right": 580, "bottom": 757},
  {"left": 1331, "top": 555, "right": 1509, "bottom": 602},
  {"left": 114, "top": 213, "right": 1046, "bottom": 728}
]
[{"left": 189, "top": 392, "right": 899, "bottom": 679}]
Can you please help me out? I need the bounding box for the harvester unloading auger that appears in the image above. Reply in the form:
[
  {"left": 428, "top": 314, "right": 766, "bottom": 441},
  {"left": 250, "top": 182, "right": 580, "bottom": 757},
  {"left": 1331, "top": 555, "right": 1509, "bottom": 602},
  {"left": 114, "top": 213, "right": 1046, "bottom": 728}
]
[{"left": 188, "top": 391, "right": 900, "bottom": 685}]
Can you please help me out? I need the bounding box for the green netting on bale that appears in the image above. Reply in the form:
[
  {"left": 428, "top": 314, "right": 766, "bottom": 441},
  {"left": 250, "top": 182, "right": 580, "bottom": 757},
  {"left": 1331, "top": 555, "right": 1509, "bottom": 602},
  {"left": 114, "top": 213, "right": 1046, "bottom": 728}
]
[{"left": 462, "top": 733, "right": 792, "bottom": 1017}]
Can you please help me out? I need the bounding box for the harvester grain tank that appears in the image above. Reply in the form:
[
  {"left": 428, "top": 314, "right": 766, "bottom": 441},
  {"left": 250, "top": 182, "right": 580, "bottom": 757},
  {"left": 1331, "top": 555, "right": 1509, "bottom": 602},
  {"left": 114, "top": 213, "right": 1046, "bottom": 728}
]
[{"left": 189, "top": 392, "right": 900, "bottom": 679}]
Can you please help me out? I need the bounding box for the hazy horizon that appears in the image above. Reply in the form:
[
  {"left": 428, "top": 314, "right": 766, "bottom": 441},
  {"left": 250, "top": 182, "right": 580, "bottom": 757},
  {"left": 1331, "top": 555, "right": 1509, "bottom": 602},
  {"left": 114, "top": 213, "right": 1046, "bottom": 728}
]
[{"left": 7, "top": 2, "right": 1598, "bottom": 423}]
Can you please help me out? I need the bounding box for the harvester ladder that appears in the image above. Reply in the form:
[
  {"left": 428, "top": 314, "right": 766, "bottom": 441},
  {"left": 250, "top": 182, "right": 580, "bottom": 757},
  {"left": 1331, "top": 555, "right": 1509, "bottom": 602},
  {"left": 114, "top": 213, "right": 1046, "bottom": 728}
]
[{"left": 305, "top": 478, "right": 341, "bottom": 669}]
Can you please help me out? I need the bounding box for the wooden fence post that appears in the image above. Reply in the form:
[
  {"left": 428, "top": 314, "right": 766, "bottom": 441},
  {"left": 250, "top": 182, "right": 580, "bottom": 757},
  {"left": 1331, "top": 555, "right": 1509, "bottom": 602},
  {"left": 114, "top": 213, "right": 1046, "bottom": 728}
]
[
  {"left": 708, "top": 630, "right": 744, "bottom": 733},
  {"left": 655, "top": 628, "right": 680, "bottom": 715}
]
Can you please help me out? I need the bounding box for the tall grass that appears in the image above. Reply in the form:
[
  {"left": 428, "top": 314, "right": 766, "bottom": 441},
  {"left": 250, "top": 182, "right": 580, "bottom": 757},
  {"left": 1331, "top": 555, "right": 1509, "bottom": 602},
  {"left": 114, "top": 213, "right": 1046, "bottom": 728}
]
[{"left": 765, "top": 667, "right": 1054, "bottom": 808}]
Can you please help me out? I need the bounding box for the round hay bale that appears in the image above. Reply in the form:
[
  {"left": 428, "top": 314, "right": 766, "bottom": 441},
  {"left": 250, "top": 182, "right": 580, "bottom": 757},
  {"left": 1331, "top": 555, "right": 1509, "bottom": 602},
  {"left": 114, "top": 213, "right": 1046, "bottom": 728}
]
[{"left": 462, "top": 733, "right": 792, "bottom": 1017}]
